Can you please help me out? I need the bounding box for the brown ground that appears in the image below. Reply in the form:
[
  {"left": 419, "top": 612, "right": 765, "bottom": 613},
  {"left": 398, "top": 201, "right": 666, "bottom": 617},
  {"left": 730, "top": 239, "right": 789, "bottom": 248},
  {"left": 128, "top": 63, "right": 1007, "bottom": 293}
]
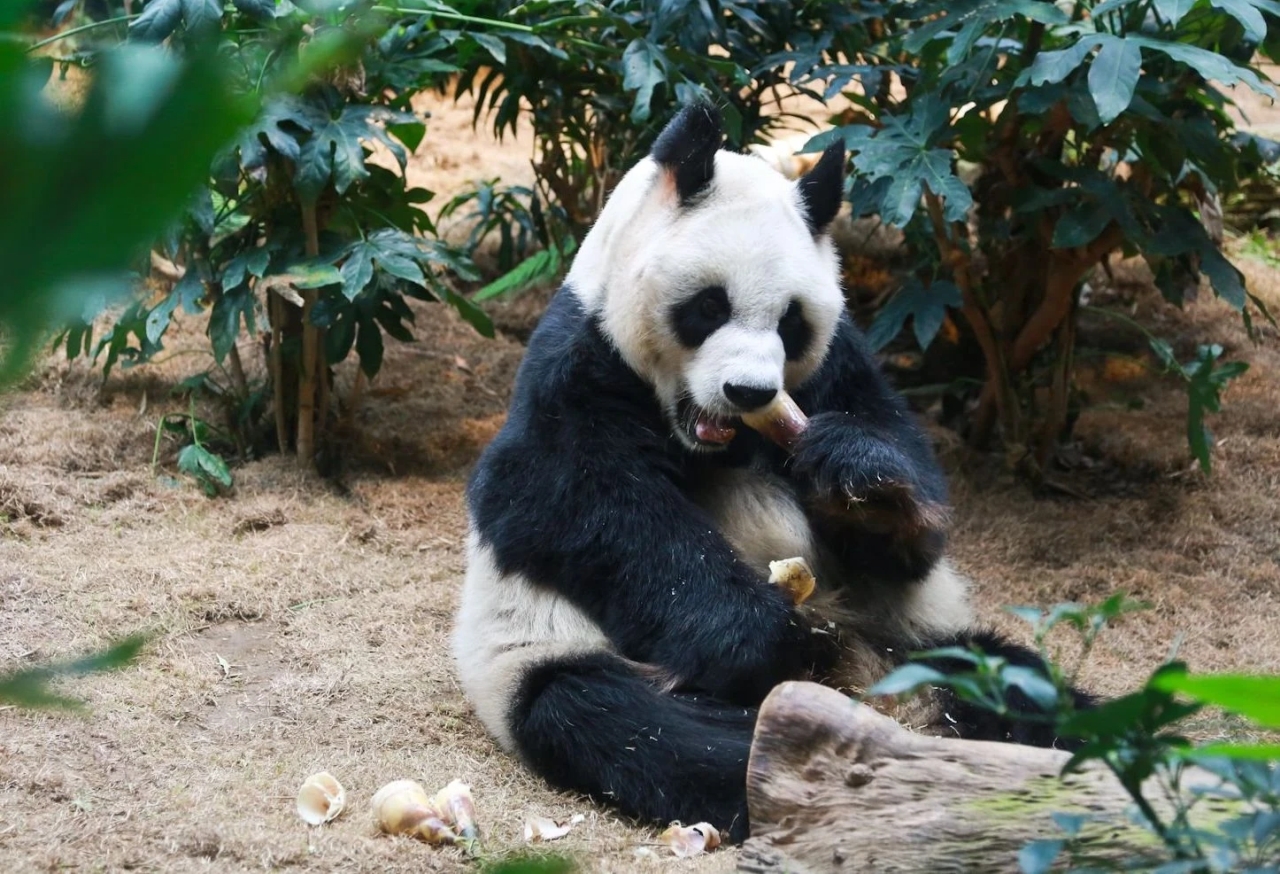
[{"left": 2, "top": 82, "right": 1280, "bottom": 874}]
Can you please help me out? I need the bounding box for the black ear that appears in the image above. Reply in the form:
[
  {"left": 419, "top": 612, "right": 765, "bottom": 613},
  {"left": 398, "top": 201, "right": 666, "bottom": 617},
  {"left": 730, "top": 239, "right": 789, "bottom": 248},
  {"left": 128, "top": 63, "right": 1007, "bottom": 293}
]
[
  {"left": 797, "top": 141, "right": 846, "bottom": 234},
  {"left": 651, "top": 102, "right": 724, "bottom": 205}
]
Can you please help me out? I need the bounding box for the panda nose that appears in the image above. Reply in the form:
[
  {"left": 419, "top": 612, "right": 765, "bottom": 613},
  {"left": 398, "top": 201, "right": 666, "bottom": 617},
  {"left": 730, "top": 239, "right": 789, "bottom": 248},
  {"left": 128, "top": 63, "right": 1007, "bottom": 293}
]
[{"left": 723, "top": 382, "right": 777, "bottom": 411}]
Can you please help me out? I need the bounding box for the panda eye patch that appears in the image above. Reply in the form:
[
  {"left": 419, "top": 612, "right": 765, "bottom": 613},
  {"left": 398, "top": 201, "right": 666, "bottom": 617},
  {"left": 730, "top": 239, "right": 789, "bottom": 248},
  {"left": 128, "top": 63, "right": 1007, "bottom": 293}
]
[
  {"left": 671, "top": 285, "right": 731, "bottom": 347},
  {"left": 778, "top": 299, "right": 811, "bottom": 361}
]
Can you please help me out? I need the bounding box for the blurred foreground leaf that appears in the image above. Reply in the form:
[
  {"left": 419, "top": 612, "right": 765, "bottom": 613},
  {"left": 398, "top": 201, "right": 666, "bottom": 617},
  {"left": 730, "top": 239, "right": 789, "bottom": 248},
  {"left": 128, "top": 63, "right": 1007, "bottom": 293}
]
[{"left": 0, "top": 634, "right": 151, "bottom": 710}]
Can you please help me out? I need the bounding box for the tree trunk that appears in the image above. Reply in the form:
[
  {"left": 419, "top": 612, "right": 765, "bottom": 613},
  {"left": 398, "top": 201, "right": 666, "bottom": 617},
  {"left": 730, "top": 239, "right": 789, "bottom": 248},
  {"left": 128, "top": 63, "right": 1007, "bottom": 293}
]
[{"left": 741, "top": 682, "right": 1231, "bottom": 873}]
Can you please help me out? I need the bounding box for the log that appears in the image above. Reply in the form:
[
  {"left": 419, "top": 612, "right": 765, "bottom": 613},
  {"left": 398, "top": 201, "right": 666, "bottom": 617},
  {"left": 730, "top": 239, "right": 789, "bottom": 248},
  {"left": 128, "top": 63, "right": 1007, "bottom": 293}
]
[{"left": 742, "top": 682, "right": 1234, "bottom": 873}]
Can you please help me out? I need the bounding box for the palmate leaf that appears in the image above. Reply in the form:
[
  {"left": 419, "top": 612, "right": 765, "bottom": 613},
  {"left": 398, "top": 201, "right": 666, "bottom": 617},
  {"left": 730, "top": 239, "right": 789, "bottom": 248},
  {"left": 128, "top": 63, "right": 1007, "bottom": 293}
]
[
  {"left": 622, "top": 38, "right": 666, "bottom": 122},
  {"left": 294, "top": 103, "right": 423, "bottom": 204},
  {"left": 129, "top": 0, "right": 223, "bottom": 42},
  {"left": 865, "top": 279, "right": 962, "bottom": 351},
  {"left": 338, "top": 228, "right": 475, "bottom": 301}
]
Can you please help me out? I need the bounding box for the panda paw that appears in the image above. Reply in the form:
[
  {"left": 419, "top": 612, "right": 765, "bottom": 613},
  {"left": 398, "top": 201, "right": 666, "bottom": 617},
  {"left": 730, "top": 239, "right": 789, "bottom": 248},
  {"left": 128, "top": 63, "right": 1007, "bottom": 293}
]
[{"left": 789, "top": 412, "right": 949, "bottom": 537}]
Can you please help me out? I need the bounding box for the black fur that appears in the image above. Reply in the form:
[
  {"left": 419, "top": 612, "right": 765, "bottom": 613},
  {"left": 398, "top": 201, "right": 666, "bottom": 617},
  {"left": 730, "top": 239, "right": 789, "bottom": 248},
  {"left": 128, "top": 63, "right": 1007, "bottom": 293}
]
[
  {"left": 920, "top": 631, "right": 1097, "bottom": 751},
  {"left": 787, "top": 314, "right": 951, "bottom": 583},
  {"left": 671, "top": 285, "right": 732, "bottom": 348},
  {"left": 778, "top": 299, "right": 812, "bottom": 361},
  {"left": 469, "top": 290, "right": 838, "bottom": 706},
  {"left": 650, "top": 102, "right": 724, "bottom": 205},
  {"left": 797, "top": 141, "right": 847, "bottom": 234},
  {"left": 510, "top": 652, "right": 756, "bottom": 842}
]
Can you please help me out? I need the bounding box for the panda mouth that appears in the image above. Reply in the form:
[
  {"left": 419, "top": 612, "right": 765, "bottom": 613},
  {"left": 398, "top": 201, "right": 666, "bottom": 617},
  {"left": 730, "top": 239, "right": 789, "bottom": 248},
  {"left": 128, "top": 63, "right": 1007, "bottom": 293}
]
[{"left": 676, "top": 397, "right": 740, "bottom": 447}]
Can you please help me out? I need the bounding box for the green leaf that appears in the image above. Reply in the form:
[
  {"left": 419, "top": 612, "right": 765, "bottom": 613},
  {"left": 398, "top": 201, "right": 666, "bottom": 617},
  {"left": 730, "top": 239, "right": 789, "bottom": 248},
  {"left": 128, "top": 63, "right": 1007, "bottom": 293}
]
[
  {"left": 355, "top": 315, "right": 385, "bottom": 377},
  {"left": 208, "top": 285, "right": 256, "bottom": 365},
  {"left": 1200, "top": 246, "right": 1246, "bottom": 309},
  {"left": 181, "top": 0, "right": 222, "bottom": 34},
  {"left": 232, "top": 0, "right": 277, "bottom": 19},
  {"left": 623, "top": 38, "right": 665, "bottom": 122},
  {"left": 473, "top": 243, "right": 568, "bottom": 301},
  {"left": 1132, "top": 37, "right": 1275, "bottom": 97},
  {"left": 277, "top": 261, "right": 342, "bottom": 289},
  {"left": 292, "top": 104, "right": 419, "bottom": 205},
  {"left": 1189, "top": 743, "right": 1280, "bottom": 761},
  {"left": 129, "top": 0, "right": 183, "bottom": 42},
  {"left": 1088, "top": 37, "right": 1142, "bottom": 126},
  {"left": 868, "top": 663, "right": 947, "bottom": 697},
  {"left": 1004, "top": 0, "right": 1070, "bottom": 24},
  {"left": 1001, "top": 665, "right": 1060, "bottom": 711},
  {"left": 1052, "top": 202, "right": 1111, "bottom": 248},
  {"left": 0, "top": 635, "right": 150, "bottom": 711},
  {"left": 1020, "top": 39, "right": 1101, "bottom": 88},
  {"left": 471, "top": 32, "right": 507, "bottom": 65},
  {"left": 1152, "top": 670, "right": 1280, "bottom": 728},
  {"left": 1153, "top": 0, "right": 1197, "bottom": 25},
  {"left": 866, "top": 279, "right": 962, "bottom": 351},
  {"left": 0, "top": 43, "right": 255, "bottom": 383},
  {"left": 1018, "top": 839, "right": 1064, "bottom": 874},
  {"left": 1210, "top": 0, "right": 1267, "bottom": 41},
  {"left": 178, "top": 444, "right": 232, "bottom": 496}
]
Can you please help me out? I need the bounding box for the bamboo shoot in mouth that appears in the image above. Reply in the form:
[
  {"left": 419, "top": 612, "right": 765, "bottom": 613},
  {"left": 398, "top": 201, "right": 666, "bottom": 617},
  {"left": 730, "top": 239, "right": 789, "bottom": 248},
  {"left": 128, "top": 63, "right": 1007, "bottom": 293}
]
[{"left": 740, "top": 392, "right": 809, "bottom": 452}]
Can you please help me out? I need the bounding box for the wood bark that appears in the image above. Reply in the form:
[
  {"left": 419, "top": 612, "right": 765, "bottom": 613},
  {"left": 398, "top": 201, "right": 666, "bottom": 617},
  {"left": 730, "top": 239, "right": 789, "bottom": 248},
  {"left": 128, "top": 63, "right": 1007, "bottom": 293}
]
[{"left": 741, "top": 681, "right": 1233, "bottom": 873}]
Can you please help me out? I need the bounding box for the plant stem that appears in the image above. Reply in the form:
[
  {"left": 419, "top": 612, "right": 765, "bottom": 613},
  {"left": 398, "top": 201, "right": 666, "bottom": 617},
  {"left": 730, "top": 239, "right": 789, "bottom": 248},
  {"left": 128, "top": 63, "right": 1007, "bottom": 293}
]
[
  {"left": 25, "top": 14, "right": 140, "bottom": 52},
  {"left": 269, "top": 290, "right": 288, "bottom": 455},
  {"left": 297, "top": 200, "right": 321, "bottom": 467}
]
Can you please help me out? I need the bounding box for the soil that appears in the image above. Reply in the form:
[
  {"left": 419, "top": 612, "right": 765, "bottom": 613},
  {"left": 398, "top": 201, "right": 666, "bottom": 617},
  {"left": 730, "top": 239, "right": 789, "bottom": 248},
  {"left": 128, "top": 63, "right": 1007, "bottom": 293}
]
[{"left": 2, "top": 82, "right": 1280, "bottom": 874}]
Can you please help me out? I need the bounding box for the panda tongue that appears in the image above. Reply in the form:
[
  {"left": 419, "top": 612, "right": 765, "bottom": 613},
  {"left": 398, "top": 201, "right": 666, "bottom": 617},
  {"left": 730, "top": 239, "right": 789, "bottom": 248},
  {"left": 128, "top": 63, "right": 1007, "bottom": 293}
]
[{"left": 695, "top": 411, "right": 736, "bottom": 444}]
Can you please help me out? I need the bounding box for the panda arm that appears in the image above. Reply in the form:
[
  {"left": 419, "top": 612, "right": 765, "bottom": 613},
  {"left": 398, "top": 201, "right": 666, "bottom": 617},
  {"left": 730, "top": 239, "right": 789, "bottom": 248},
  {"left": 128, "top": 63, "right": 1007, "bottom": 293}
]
[
  {"left": 787, "top": 313, "right": 950, "bottom": 583},
  {"left": 469, "top": 422, "right": 830, "bottom": 704}
]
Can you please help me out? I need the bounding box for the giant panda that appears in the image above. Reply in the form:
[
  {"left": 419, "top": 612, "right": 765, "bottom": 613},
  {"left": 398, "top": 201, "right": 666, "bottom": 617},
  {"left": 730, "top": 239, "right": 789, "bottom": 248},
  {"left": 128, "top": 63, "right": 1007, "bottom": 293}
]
[{"left": 451, "top": 101, "right": 1092, "bottom": 843}]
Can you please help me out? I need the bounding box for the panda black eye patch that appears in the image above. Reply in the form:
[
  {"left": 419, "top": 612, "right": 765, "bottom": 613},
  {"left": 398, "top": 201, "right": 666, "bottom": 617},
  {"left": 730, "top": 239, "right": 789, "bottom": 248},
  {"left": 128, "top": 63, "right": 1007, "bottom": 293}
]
[
  {"left": 671, "top": 285, "right": 731, "bottom": 347},
  {"left": 778, "top": 299, "right": 811, "bottom": 361}
]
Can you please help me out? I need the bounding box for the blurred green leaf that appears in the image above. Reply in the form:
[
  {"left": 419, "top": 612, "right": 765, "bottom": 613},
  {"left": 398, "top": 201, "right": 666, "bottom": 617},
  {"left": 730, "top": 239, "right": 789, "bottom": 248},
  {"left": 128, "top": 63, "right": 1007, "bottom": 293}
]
[{"left": 0, "top": 634, "right": 150, "bottom": 711}]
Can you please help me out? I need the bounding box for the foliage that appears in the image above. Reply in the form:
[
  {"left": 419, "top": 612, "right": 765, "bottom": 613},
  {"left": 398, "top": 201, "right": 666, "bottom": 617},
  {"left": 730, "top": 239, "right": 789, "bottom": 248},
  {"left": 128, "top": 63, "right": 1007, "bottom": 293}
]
[
  {"left": 23, "top": 0, "right": 574, "bottom": 475},
  {"left": 871, "top": 596, "right": 1280, "bottom": 872},
  {"left": 456, "top": 0, "right": 883, "bottom": 236},
  {"left": 0, "top": 634, "right": 151, "bottom": 711},
  {"left": 798, "top": 0, "right": 1279, "bottom": 477}
]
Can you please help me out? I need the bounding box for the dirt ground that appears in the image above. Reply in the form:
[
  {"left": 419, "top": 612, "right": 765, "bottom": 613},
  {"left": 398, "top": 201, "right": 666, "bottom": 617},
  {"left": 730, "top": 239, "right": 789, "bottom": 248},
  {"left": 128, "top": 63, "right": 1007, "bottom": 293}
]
[{"left": 2, "top": 81, "right": 1280, "bottom": 874}]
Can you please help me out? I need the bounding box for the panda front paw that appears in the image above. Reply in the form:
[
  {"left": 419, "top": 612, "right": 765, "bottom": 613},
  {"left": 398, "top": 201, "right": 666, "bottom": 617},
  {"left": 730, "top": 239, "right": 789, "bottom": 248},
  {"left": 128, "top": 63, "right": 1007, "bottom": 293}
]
[{"left": 790, "top": 413, "right": 949, "bottom": 577}]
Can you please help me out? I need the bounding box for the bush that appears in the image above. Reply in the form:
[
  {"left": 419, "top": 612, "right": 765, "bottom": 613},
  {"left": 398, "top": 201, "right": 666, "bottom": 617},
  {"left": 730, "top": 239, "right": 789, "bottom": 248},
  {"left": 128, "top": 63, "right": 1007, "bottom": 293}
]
[
  {"left": 25, "top": 0, "right": 571, "bottom": 478},
  {"left": 873, "top": 596, "right": 1280, "bottom": 872},
  {"left": 795, "top": 0, "right": 1278, "bottom": 477}
]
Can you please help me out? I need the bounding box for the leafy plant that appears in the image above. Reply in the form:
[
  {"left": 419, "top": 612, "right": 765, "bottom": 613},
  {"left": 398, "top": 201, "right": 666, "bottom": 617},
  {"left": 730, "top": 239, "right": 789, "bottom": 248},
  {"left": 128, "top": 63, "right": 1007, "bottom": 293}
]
[
  {"left": 871, "top": 596, "right": 1280, "bottom": 872},
  {"left": 24, "top": 0, "right": 571, "bottom": 472},
  {"left": 456, "top": 0, "right": 883, "bottom": 237},
  {"left": 799, "top": 0, "right": 1279, "bottom": 478}
]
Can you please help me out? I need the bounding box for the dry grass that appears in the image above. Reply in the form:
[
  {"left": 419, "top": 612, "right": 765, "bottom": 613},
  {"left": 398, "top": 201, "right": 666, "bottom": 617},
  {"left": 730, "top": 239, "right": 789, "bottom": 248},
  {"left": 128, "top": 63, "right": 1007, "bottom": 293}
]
[{"left": 3, "top": 87, "right": 1280, "bottom": 874}]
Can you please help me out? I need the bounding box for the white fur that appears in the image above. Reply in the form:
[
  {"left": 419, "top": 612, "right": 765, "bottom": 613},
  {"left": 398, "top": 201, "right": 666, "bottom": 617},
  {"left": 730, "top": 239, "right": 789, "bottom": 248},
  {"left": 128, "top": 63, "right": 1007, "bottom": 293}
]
[
  {"left": 452, "top": 529, "right": 610, "bottom": 751},
  {"left": 566, "top": 151, "right": 845, "bottom": 429}
]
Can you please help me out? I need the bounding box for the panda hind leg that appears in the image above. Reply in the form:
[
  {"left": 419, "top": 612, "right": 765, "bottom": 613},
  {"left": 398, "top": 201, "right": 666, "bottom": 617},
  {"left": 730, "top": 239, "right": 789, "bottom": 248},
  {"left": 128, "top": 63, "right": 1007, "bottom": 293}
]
[
  {"left": 509, "top": 651, "right": 757, "bottom": 842},
  {"left": 917, "top": 629, "right": 1096, "bottom": 750}
]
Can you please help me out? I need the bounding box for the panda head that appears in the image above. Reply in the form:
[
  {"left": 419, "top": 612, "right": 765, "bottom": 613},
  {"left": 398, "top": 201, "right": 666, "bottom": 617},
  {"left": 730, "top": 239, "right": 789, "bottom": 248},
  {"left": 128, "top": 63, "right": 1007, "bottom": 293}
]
[{"left": 565, "top": 101, "right": 848, "bottom": 453}]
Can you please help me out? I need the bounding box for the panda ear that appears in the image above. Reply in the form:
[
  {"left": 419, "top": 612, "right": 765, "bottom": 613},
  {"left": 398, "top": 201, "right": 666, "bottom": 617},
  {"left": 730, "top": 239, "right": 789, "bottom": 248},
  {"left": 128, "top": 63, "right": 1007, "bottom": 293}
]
[
  {"left": 796, "top": 141, "right": 846, "bottom": 235},
  {"left": 651, "top": 102, "right": 724, "bottom": 205}
]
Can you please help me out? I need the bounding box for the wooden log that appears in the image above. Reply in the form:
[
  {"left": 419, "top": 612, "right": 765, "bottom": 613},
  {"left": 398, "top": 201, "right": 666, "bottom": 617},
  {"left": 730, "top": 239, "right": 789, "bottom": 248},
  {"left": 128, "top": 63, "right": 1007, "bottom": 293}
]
[{"left": 741, "top": 681, "right": 1233, "bottom": 873}]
